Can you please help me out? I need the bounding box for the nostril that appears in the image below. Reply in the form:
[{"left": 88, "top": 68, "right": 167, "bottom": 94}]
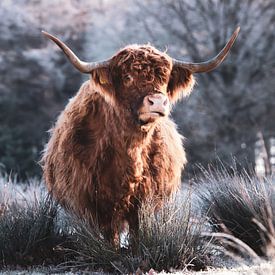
[
  {"left": 147, "top": 97, "right": 154, "bottom": 106},
  {"left": 163, "top": 98, "right": 168, "bottom": 106}
]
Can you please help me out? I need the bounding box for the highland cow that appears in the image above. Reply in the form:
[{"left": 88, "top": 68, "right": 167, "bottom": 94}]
[{"left": 41, "top": 27, "right": 239, "bottom": 246}]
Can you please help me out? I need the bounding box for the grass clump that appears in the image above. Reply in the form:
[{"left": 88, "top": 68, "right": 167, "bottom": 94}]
[
  {"left": 137, "top": 193, "right": 210, "bottom": 272},
  {"left": 197, "top": 168, "right": 275, "bottom": 260},
  {"left": 60, "top": 216, "right": 138, "bottom": 274},
  {"left": 0, "top": 173, "right": 69, "bottom": 268},
  {"left": 0, "top": 194, "right": 67, "bottom": 267}
]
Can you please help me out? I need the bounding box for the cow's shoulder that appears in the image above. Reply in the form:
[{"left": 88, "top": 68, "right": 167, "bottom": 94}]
[{"left": 47, "top": 81, "right": 112, "bottom": 164}]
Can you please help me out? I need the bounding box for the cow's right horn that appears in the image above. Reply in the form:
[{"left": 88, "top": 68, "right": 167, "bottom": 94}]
[{"left": 42, "top": 31, "right": 110, "bottom": 73}]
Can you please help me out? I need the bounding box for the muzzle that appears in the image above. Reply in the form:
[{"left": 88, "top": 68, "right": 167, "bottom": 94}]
[{"left": 138, "top": 94, "right": 170, "bottom": 123}]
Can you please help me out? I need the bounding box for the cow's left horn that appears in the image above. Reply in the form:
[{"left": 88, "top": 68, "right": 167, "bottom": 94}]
[
  {"left": 172, "top": 27, "right": 240, "bottom": 73},
  {"left": 42, "top": 31, "right": 110, "bottom": 73}
]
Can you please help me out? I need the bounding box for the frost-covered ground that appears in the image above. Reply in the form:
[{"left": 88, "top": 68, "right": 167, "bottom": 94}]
[
  {"left": 1, "top": 261, "right": 274, "bottom": 274},
  {"left": 164, "top": 261, "right": 275, "bottom": 275}
]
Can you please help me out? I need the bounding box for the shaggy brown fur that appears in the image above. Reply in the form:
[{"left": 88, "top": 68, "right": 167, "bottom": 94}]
[{"left": 42, "top": 45, "right": 195, "bottom": 245}]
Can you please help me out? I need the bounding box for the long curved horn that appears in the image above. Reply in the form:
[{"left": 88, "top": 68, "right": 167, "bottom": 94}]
[
  {"left": 172, "top": 27, "right": 240, "bottom": 73},
  {"left": 42, "top": 31, "right": 110, "bottom": 73}
]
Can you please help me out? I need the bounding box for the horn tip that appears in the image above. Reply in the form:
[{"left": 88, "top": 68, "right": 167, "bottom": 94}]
[
  {"left": 41, "top": 31, "right": 58, "bottom": 42},
  {"left": 41, "top": 30, "right": 52, "bottom": 39},
  {"left": 235, "top": 26, "right": 241, "bottom": 35}
]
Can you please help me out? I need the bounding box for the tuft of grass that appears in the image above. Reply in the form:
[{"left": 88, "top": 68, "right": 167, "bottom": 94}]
[
  {"left": 137, "top": 193, "right": 211, "bottom": 272},
  {"left": 197, "top": 168, "right": 275, "bottom": 260},
  {"left": 0, "top": 194, "right": 68, "bottom": 267},
  {"left": 58, "top": 216, "right": 138, "bottom": 274},
  {"left": 0, "top": 172, "right": 70, "bottom": 268}
]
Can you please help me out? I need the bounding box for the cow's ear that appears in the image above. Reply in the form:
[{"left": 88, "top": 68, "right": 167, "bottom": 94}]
[
  {"left": 168, "top": 66, "right": 195, "bottom": 103},
  {"left": 91, "top": 66, "right": 112, "bottom": 90},
  {"left": 90, "top": 66, "right": 116, "bottom": 105}
]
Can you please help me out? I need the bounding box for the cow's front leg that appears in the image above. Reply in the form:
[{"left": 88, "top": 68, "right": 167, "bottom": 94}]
[{"left": 126, "top": 209, "right": 139, "bottom": 253}]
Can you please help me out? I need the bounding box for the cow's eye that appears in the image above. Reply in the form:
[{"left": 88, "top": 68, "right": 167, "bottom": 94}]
[{"left": 124, "top": 74, "right": 133, "bottom": 86}]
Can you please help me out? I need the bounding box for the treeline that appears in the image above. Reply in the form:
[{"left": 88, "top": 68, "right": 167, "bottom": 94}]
[{"left": 0, "top": 0, "right": 275, "bottom": 178}]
